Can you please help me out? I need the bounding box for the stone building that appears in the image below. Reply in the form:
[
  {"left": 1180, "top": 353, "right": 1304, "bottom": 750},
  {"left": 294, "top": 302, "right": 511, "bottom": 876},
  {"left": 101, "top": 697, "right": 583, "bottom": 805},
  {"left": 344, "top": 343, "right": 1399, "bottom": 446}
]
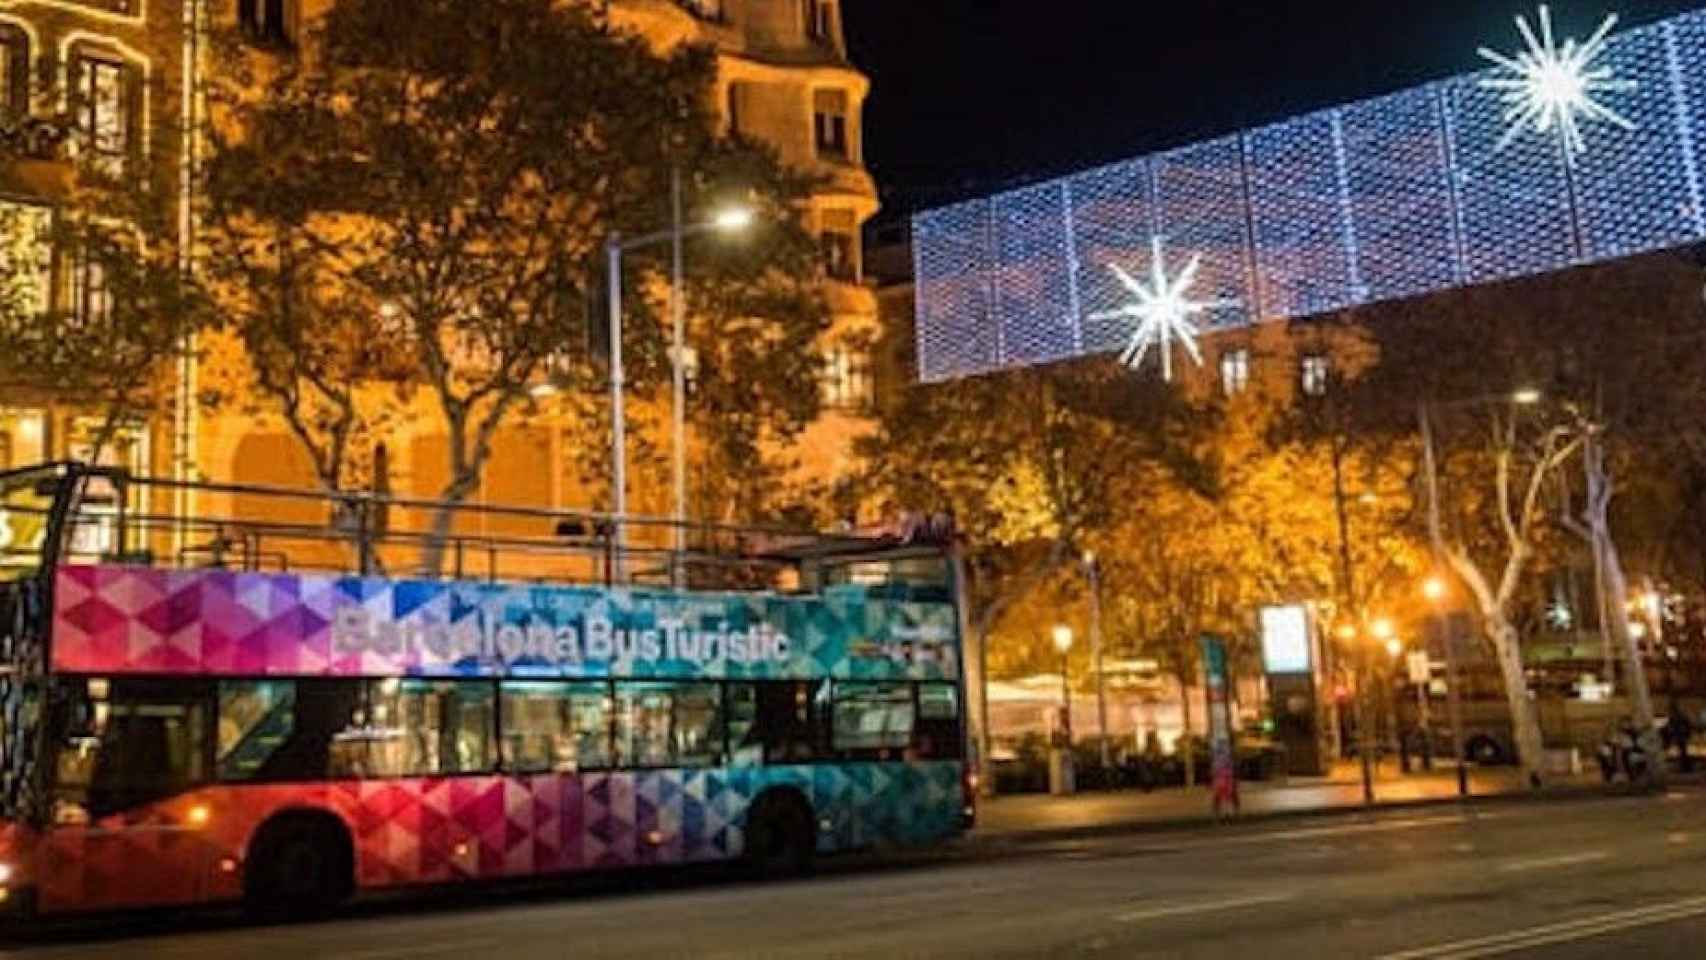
[{"left": 0, "top": 0, "right": 878, "bottom": 540}]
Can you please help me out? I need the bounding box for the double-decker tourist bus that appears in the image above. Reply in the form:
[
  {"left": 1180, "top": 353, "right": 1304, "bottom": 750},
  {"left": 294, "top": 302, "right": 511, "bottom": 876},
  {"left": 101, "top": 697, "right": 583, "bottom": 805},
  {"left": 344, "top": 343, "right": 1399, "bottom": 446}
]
[{"left": 0, "top": 462, "right": 971, "bottom": 916}]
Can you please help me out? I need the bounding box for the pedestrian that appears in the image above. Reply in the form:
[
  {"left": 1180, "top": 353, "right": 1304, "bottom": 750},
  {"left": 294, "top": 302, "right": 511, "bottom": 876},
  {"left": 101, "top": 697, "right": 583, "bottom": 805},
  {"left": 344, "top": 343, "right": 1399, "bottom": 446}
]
[{"left": 1665, "top": 698, "right": 1695, "bottom": 774}]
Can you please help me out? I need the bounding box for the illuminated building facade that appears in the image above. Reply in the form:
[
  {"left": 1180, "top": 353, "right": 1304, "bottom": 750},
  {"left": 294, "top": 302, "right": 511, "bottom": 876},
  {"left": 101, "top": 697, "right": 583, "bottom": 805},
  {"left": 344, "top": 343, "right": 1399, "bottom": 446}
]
[{"left": 0, "top": 0, "right": 879, "bottom": 532}]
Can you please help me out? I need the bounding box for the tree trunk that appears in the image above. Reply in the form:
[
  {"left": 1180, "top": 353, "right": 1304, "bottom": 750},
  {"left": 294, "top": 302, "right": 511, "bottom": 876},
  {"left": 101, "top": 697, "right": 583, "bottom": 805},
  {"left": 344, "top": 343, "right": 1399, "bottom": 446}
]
[
  {"left": 1178, "top": 669, "right": 1196, "bottom": 788},
  {"left": 1598, "top": 522, "right": 1663, "bottom": 784},
  {"left": 420, "top": 474, "right": 479, "bottom": 576},
  {"left": 1487, "top": 615, "right": 1546, "bottom": 788}
]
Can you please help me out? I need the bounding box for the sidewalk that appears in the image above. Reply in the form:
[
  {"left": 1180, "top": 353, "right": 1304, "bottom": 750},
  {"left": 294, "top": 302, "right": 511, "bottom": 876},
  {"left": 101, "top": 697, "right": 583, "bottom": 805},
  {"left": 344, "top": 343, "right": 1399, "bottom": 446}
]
[{"left": 974, "top": 762, "right": 1606, "bottom": 843}]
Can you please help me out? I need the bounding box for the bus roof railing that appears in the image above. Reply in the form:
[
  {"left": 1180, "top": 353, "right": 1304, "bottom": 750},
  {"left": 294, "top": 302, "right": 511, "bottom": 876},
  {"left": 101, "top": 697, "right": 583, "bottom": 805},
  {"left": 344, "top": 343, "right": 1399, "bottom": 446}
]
[{"left": 2, "top": 462, "right": 955, "bottom": 594}]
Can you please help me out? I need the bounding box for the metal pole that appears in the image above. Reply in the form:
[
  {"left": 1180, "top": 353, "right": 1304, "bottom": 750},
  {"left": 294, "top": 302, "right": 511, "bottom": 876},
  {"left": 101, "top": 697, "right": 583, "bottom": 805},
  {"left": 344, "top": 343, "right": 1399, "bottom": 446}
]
[
  {"left": 1416, "top": 671, "right": 1433, "bottom": 771},
  {"left": 1088, "top": 556, "right": 1109, "bottom": 768},
  {"left": 606, "top": 237, "right": 626, "bottom": 582},
  {"left": 1329, "top": 422, "right": 1373, "bottom": 807},
  {"left": 1419, "top": 400, "right": 1468, "bottom": 797},
  {"left": 670, "top": 166, "right": 687, "bottom": 586},
  {"left": 1446, "top": 618, "right": 1468, "bottom": 796},
  {"left": 1061, "top": 653, "right": 1072, "bottom": 744}
]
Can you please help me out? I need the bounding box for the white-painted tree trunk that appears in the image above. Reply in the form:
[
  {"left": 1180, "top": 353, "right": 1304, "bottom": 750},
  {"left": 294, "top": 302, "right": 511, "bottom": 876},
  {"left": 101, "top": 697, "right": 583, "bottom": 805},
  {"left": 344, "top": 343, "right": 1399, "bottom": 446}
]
[{"left": 1580, "top": 435, "right": 1662, "bottom": 783}]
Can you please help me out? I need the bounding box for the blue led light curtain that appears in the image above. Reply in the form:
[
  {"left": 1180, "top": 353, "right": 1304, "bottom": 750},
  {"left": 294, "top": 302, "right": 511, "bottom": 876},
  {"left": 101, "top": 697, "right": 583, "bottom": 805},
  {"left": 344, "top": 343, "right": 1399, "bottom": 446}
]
[{"left": 914, "top": 8, "right": 1706, "bottom": 382}]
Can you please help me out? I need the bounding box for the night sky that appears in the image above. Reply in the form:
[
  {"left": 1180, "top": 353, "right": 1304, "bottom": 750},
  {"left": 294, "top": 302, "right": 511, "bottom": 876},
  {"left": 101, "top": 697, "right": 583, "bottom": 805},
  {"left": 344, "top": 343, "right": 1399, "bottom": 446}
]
[{"left": 844, "top": 1, "right": 1705, "bottom": 218}]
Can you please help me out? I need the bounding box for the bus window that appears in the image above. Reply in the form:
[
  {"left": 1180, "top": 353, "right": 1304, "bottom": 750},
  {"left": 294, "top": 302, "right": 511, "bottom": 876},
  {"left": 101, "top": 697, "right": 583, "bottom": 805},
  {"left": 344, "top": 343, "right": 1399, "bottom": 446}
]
[
  {"left": 217, "top": 681, "right": 297, "bottom": 781},
  {"left": 613, "top": 682, "right": 722, "bottom": 769},
  {"left": 500, "top": 681, "right": 611, "bottom": 773},
  {"left": 914, "top": 683, "right": 962, "bottom": 760},
  {"left": 53, "top": 678, "right": 209, "bottom": 821},
  {"left": 831, "top": 682, "right": 914, "bottom": 759},
  {"left": 331, "top": 680, "right": 496, "bottom": 777},
  {"left": 727, "top": 680, "right": 828, "bottom": 766}
]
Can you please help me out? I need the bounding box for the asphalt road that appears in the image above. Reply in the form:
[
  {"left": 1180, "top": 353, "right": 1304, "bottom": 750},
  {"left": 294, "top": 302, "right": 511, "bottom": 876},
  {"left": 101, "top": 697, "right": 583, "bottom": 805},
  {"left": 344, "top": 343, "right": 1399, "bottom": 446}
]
[{"left": 8, "top": 789, "right": 1706, "bottom": 959}]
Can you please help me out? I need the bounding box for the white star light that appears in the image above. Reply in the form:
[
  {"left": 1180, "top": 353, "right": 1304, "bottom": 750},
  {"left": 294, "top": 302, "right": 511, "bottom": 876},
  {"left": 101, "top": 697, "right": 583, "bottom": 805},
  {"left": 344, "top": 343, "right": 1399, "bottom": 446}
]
[
  {"left": 1478, "top": 5, "right": 1637, "bottom": 158},
  {"left": 1089, "top": 237, "right": 1235, "bottom": 381}
]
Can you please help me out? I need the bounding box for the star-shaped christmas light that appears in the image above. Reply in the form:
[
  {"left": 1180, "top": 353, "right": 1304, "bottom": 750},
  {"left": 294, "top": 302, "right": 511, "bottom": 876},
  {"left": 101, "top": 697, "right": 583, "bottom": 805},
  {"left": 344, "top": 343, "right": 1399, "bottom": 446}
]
[
  {"left": 1478, "top": 5, "right": 1637, "bottom": 158},
  {"left": 1089, "top": 237, "right": 1236, "bottom": 381}
]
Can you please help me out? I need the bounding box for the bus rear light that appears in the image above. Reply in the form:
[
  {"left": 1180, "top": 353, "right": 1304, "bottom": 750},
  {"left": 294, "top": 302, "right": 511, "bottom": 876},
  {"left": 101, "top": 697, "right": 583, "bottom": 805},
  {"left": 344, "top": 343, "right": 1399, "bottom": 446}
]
[
  {"left": 0, "top": 862, "right": 12, "bottom": 884},
  {"left": 218, "top": 857, "right": 238, "bottom": 874},
  {"left": 185, "top": 805, "right": 210, "bottom": 827},
  {"left": 453, "top": 842, "right": 471, "bottom": 859}
]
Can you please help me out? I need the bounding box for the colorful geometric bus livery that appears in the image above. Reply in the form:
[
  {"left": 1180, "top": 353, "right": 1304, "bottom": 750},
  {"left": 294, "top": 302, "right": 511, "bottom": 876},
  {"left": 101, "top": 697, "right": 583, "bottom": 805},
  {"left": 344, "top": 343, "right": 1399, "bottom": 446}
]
[
  {"left": 52, "top": 565, "right": 960, "bottom": 682},
  {"left": 18, "top": 563, "right": 969, "bottom": 913},
  {"left": 6, "top": 762, "right": 964, "bottom": 912}
]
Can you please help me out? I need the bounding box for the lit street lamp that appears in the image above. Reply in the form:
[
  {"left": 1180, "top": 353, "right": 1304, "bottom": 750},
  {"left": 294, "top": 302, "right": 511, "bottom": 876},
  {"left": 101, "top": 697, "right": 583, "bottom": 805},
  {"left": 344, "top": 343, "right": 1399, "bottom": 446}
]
[
  {"left": 605, "top": 185, "right": 753, "bottom": 580},
  {"left": 1053, "top": 624, "right": 1075, "bottom": 743},
  {"left": 1421, "top": 574, "right": 1470, "bottom": 797}
]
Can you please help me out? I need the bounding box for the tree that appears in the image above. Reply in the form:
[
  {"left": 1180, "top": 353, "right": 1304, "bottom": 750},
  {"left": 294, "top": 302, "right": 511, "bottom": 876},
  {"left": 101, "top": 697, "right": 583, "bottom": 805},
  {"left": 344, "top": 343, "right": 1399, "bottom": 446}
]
[
  {"left": 0, "top": 128, "right": 206, "bottom": 466},
  {"left": 1361, "top": 280, "right": 1596, "bottom": 788},
  {"left": 859, "top": 357, "right": 1204, "bottom": 777},
  {"left": 204, "top": 0, "right": 827, "bottom": 567}
]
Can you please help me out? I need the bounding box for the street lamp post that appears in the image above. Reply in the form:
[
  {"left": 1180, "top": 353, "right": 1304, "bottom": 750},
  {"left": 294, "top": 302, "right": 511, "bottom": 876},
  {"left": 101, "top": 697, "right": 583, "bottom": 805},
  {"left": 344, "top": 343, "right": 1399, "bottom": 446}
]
[
  {"left": 1053, "top": 624, "right": 1075, "bottom": 740},
  {"left": 1337, "top": 621, "right": 1375, "bottom": 806},
  {"left": 1423, "top": 575, "right": 1469, "bottom": 797},
  {"left": 1051, "top": 624, "right": 1075, "bottom": 796},
  {"left": 604, "top": 200, "right": 753, "bottom": 581}
]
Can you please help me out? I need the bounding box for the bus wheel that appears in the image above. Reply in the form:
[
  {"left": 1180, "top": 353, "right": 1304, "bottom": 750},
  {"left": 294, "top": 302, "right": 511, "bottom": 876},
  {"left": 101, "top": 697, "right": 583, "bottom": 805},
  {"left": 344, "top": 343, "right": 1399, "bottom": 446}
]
[
  {"left": 744, "top": 791, "right": 815, "bottom": 880},
  {"left": 245, "top": 813, "right": 354, "bottom": 918}
]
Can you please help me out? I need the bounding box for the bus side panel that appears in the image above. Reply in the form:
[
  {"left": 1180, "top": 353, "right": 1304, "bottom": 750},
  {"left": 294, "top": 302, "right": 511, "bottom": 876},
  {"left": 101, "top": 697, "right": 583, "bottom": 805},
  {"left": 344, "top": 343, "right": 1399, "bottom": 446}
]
[{"left": 31, "top": 761, "right": 969, "bottom": 912}]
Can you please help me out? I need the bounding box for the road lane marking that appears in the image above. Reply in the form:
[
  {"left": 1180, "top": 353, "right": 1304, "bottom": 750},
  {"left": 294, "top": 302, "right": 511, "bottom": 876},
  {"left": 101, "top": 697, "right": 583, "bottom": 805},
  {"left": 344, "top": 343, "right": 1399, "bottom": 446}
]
[
  {"left": 1493, "top": 850, "right": 1608, "bottom": 873},
  {"left": 1112, "top": 892, "right": 1294, "bottom": 924},
  {"left": 1214, "top": 813, "right": 1506, "bottom": 847},
  {"left": 1376, "top": 895, "right": 1706, "bottom": 959}
]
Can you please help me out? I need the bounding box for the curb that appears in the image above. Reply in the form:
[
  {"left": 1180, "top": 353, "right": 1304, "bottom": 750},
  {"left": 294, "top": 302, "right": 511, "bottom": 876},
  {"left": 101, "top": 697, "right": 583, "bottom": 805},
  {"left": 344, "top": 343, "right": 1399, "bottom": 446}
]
[{"left": 966, "top": 780, "right": 1676, "bottom": 849}]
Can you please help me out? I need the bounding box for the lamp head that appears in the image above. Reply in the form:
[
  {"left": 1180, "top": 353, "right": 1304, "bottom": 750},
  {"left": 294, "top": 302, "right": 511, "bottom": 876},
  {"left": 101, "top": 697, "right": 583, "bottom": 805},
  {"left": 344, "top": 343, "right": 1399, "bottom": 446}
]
[
  {"left": 712, "top": 207, "right": 754, "bottom": 232},
  {"left": 1052, "top": 624, "right": 1074, "bottom": 654}
]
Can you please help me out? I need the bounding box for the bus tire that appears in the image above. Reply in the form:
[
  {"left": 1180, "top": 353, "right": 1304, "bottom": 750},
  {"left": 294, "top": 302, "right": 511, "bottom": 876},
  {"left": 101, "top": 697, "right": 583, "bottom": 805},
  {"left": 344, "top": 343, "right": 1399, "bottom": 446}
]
[
  {"left": 244, "top": 812, "right": 354, "bottom": 919},
  {"left": 743, "top": 790, "right": 815, "bottom": 880}
]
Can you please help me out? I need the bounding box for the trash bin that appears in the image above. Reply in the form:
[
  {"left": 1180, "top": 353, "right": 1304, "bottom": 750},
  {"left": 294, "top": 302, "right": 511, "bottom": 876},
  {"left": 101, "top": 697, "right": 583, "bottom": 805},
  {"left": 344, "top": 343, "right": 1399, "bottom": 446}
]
[{"left": 1049, "top": 747, "right": 1076, "bottom": 796}]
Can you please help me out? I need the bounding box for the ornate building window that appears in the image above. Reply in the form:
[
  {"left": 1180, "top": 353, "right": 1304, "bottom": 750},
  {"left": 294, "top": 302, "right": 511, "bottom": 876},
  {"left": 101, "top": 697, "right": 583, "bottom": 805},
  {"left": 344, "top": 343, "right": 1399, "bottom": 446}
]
[
  {"left": 1300, "top": 353, "right": 1330, "bottom": 398},
  {"left": 70, "top": 51, "right": 133, "bottom": 171},
  {"left": 240, "top": 0, "right": 296, "bottom": 47},
  {"left": 71, "top": 246, "right": 113, "bottom": 328},
  {"left": 0, "top": 24, "right": 28, "bottom": 114},
  {"left": 821, "top": 344, "right": 871, "bottom": 411},
  {"left": 1220, "top": 348, "right": 1250, "bottom": 396},
  {"left": 0, "top": 201, "right": 52, "bottom": 317},
  {"left": 820, "top": 209, "right": 858, "bottom": 282},
  {"left": 805, "top": 0, "right": 834, "bottom": 44},
  {"left": 725, "top": 81, "right": 742, "bottom": 138},
  {"left": 813, "top": 89, "right": 848, "bottom": 160}
]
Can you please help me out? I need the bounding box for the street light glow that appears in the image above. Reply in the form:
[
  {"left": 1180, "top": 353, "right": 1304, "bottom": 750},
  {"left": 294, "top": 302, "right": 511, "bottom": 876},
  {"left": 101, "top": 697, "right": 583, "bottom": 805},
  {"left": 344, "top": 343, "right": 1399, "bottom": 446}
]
[
  {"left": 1335, "top": 623, "right": 1358, "bottom": 643},
  {"left": 1371, "top": 618, "right": 1396, "bottom": 642},
  {"left": 712, "top": 207, "right": 754, "bottom": 231},
  {"left": 1052, "top": 624, "right": 1075, "bottom": 654},
  {"left": 1422, "top": 577, "right": 1448, "bottom": 602},
  {"left": 1512, "top": 388, "right": 1543, "bottom": 405}
]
